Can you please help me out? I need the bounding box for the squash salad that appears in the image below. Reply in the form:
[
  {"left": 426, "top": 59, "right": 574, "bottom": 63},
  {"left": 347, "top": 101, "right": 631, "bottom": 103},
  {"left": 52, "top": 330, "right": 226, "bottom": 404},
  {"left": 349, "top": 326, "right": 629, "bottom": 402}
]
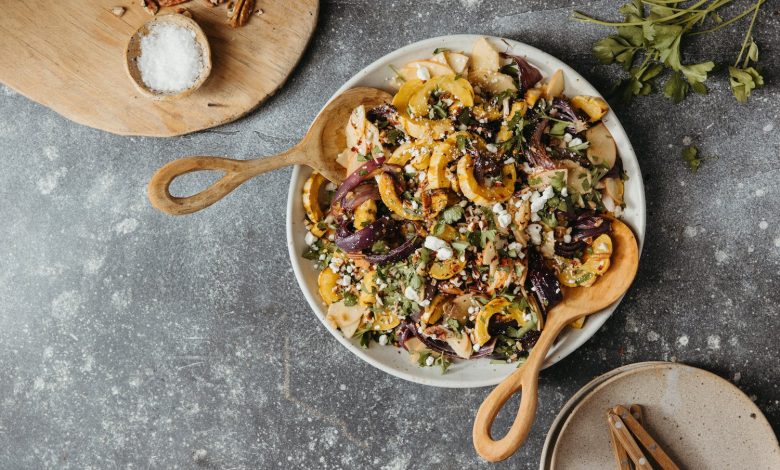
[{"left": 301, "top": 38, "right": 627, "bottom": 372}]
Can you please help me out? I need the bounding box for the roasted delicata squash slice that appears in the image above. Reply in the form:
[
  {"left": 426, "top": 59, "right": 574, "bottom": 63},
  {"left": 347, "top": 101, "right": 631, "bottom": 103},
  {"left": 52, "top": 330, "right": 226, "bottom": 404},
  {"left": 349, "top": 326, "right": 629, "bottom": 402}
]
[
  {"left": 557, "top": 234, "right": 613, "bottom": 287},
  {"left": 326, "top": 300, "right": 365, "bottom": 338},
  {"left": 603, "top": 177, "right": 624, "bottom": 206},
  {"left": 457, "top": 153, "right": 516, "bottom": 206},
  {"left": 408, "top": 75, "right": 474, "bottom": 117},
  {"left": 373, "top": 310, "right": 400, "bottom": 331},
  {"left": 318, "top": 268, "right": 342, "bottom": 305},
  {"left": 473, "top": 298, "right": 529, "bottom": 346},
  {"left": 421, "top": 294, "right": 448, "bottom": 324},
  {"left": 429, "top": 256, "right": 467, "bottom": 280},
  {"left": 353, "top": 199, "right": 377, "bottom": 230},
  {"left": 302, "top": 173, "right": 326, "bottom": 237},
  {"left": 571, "top": 95, "right": 609, "bottom": 122},
  {"left": 427, "top": 142, "right": 456, "bottom": 189},
  {"left": 359, "top": 270, "right": 377, "bottom": 306},
  {"left": 388, "top": 140, "right": 434, "bottom": 170},
  {"left": 376, "top": 172, "right": 424, "bottom": 220},
  {"left": 393, "top": 79, "right": 455, "bottom": 140}
]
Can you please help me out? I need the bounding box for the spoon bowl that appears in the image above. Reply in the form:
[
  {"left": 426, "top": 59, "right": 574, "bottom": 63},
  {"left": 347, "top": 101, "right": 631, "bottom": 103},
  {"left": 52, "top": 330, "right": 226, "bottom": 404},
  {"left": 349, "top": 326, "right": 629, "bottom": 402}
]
[
  {"left": 472, "top": 218, "right": 640, "bottom": 462},
  {"left": 147, "top": 87, "right": 392, "bottom": 215}
]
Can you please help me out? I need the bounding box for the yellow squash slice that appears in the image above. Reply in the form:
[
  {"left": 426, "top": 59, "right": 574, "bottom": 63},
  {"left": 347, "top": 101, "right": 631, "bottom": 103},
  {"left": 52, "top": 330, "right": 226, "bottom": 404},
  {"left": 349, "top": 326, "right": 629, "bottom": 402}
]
[
  {"left": 388, "top": 141, "right": 434, "bottom": 170},
  {"left": 373, "top": 310, "right": 400, "bottom": 331},
  {"left": 429, "top": 256, "right": 467, "bottom": 280},
  {"left": 318, "top": 267, "right": 342, "bottom": 305},
  {"left": 456, "top": 153, "right": 516, "bottom": 206},
  {"left": 302, "top": 173, "right": 326, "bottom": 237},
  {"left": 473, "top": 298, "right": 529, "bottom": 346},
  {"left": 359, "top": 270, "right": 377, "bottom": 306},
  {"left": 408, "top": 75, "right": 474, "bottom": 117},
  {"left": 421, "top": 294, "right": 448, "bottom": 324},
  {"left": 376, "top": 172, "right": 424, "bottom": 220},
  {"left": 427, "top": 142, "right": 456, "bottom": 190},
  {"left": 353, "top": 199, "right": 377, "bottom": 230},
  {"left": 557, "top": 234, "right": 613, "bottom": 287},
  {"left": 571, "top": 95, "right": 609, "bottom": 122}
]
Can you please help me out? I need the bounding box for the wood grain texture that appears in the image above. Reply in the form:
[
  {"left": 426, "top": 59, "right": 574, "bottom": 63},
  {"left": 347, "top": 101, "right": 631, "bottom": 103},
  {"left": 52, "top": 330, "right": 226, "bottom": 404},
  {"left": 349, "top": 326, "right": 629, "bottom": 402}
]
[
  {"left": 472, "top": 218, "right": 640, "bottom": 462},
  {"left": 0, "top": 1, "right": 318, "bottom": 136}
]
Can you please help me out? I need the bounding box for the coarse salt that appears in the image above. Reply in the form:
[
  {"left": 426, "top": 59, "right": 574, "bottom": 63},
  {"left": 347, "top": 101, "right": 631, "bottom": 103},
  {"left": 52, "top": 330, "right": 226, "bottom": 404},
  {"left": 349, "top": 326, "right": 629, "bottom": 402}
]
[{"left": 138, "top": 23, "right": 204, "bottom": 93}]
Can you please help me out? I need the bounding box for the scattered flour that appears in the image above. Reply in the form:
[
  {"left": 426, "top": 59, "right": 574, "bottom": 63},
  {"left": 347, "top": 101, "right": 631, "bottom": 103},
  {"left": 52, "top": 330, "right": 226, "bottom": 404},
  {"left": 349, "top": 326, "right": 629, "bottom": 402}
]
[
  {"left": 460, "top": 0, "right": 483, "bottom": 7},
  {"left": 755, "top": 188, "right": 766, "bottom": 197},
  {"left": 677, "top": 335, "right": 689, "bottom": 347},
  {"left": 51, "top": 290, "right": 82, "bottom": 319},
  {"left": 113, "top": 217, "right": 139, "bottom": 235},
  {"left": 36, "top": 167, "right": 68, "bottom": 195},
  {"left": 192, "top": 449, "right": 208, "bottom": 462},
  {"left": 763, "top": 122, "right": 775, "bottom": 132},
  {"left": 647, "top": 331, "right": 660, "bottom": 342},
  {"left": 714, "top": 249, "right": 729, "bottom": 264},
  {"left": 683, "top": 226, "right": 698, "bottom": 238},
  {"left": 707, "top": 335, "right": 721, "bottom": 350},
  {"left": 759, "top": 220, "right": 768, "bottom": 230},
  {"left": 43, "top": 146, "right": 60, "bottom": 161},
  {"left": 775, "top": 237, "right": 780, "bottom": 248}
]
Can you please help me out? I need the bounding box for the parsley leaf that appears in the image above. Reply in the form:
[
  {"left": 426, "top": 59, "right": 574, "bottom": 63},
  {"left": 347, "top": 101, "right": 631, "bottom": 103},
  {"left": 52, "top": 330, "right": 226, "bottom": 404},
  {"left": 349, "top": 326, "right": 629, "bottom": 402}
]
[{"left": 441, "top": 205, "right": 465, "bottom": 224}]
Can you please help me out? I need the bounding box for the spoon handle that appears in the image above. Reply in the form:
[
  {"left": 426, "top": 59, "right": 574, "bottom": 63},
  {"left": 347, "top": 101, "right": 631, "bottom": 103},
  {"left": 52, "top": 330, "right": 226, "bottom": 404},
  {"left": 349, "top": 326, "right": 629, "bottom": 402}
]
[
  {"left": 472, "top": 314, "right": 569, "bottom": 462},
  {"left": 147, "top": 148, "right": 304, "bottom": 215}
]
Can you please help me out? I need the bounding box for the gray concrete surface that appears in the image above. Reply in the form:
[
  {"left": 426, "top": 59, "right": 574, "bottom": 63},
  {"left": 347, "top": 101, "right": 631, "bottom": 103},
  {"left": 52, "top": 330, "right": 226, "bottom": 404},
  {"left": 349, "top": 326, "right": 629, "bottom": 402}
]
[{"left": 1, "top": 1, "right": 778, "bottom": 468}]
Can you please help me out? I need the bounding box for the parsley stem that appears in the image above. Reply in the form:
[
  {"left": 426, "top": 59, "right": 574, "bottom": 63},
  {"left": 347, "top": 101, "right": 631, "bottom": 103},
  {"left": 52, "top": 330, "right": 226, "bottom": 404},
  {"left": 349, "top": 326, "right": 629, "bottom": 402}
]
[
  {"left": 734, "top": 0, "right": 764, "bottom": 67},
  {"left": 640, "top": 0, "right": 709, "bottom": 13},
  {"left": 575, "top": 0, "right": 711, "bottom": 27},
  {"left": 689, "top": 0, "right": 763, "bottom": 36}
]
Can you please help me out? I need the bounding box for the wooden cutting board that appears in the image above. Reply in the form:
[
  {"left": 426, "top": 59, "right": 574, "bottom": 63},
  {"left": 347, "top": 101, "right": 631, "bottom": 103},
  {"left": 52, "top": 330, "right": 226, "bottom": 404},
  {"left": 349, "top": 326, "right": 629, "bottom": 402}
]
[{"left": 0, "top": 1, "right": 318, "bottom": 137}]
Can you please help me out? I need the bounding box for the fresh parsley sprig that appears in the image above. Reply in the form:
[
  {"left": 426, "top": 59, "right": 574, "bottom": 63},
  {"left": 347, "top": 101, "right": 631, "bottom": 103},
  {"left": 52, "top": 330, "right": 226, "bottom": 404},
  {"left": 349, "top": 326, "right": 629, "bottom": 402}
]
[{"left": 574, "top": 0, "right": 766, "bottom": 104}]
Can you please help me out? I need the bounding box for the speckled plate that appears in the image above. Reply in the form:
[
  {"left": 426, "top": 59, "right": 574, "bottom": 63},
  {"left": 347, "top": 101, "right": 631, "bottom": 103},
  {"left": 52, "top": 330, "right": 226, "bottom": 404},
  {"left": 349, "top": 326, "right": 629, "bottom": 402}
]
[
  {"left": 550, "top": 362, "right": 780, "bottom": 469},
  {"left": 286, "top": 35, "right": 646, "bottom": 388},
  {"left": 539, "top": 361, "right": 668, "bottom": 470}
]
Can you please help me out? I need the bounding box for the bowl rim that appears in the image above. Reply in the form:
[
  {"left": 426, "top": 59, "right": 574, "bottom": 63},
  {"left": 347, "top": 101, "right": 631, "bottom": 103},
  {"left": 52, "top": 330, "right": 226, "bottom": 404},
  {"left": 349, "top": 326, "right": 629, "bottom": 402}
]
[
  {"left": 125, "top": 13, "right": 212, "bottom": 100},
  {"left": 286, "top": 34, "right": 646, "bottom": 388}
]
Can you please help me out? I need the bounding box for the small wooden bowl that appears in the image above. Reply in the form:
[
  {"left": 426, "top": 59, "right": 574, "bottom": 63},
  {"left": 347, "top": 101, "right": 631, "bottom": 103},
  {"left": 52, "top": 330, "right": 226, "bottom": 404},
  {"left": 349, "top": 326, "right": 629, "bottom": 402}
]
[{"left": 125, "top": 13, "right": 212, "bottom": 100}]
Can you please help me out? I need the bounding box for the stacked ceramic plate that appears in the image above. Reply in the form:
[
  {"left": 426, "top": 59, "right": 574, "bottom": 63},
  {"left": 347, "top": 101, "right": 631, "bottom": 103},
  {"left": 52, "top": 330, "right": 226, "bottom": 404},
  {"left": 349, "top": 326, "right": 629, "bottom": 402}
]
[{"left": 539, "top": 361, "right": 780, "bottom": 469}]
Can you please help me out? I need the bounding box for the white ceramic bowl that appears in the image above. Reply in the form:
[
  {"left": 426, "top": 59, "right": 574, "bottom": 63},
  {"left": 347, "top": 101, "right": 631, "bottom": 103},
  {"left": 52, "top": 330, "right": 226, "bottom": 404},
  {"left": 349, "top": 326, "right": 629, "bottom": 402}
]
[{"left": 286, "top": 35, "right": 646, "bottom": 388}]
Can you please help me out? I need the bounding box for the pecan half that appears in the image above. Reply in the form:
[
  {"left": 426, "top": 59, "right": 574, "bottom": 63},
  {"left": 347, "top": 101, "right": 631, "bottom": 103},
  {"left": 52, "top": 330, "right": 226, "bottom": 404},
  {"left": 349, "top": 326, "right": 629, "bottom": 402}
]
[
  {"left": 229, "top": 0, "right": 254, "bottom": 27},
  {"left": 140, "top": 0, "right": 159, "bottom": 15}
]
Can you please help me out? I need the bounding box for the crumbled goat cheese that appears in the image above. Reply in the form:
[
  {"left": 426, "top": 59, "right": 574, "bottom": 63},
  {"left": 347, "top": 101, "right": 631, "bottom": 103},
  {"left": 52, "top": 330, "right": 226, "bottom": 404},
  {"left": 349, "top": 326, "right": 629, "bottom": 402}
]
[
  {"left": 416, "top": 64, "right": 431, "bottom": 80},
  {"left": 425, "top": 355, "right": 435, "bottom": 366},
  {"left": 505, "top": 157, "right": 515, "bottom": 164},
  {"left": 424, "top": 236, "right": 448, "bottom": 251},
  {"left": 568, "top": 137, "right": 583, "bottom": 147},
  {"left": 497, "top": 212, "right": 512, "bottom": 228},
  {"left": 472, "top": 343, "right": 481, "bottom": 352},
  {"left": 378, "top": 334, "right": 388, "bottom": 345},
  {"left": 486, "top": 143, "right": 498, "bottom": 153},
  {"left": 325, "top": 182, "right": 337, "bottom": 191},
  {"left": 561, "top": 187, "right": 568, "bottom": 197},
  {"left": 563, "top": 234, "right": 572, "bottom": 243},
  {"left": 404, "top": 286, "right": 420, "bottom": 302},
  {"left": 492, "top": 203, "right": 504, "bottom": 213},
  {"left": 304, "top": 231, "right": 318, "bottom": 246},
  {"left": 527, "top": 224, "right": 543, "bottom": 245},
  {"left": 563, "top": 133, "right": 573, "bottom": 143},
  {"left": 436, "top": 246, "right": 454, "bottom": 261}
]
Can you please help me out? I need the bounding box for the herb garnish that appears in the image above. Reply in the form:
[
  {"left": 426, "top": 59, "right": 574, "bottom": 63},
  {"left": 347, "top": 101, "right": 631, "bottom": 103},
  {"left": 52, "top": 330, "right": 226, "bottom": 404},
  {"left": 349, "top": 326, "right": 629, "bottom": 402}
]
[{"left": 574, "top": 0, "right": 766, "bottom": 104}]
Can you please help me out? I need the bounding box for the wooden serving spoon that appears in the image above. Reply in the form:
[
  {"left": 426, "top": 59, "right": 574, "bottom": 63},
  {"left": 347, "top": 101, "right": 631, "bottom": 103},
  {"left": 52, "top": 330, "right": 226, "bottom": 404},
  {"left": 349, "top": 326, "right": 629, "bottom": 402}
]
[
  {"left": 148, "top": 87, "right": 392, "bottom": 215},
  {"left": 473, "top": 218, "right": 640, "bottom": 462}
]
